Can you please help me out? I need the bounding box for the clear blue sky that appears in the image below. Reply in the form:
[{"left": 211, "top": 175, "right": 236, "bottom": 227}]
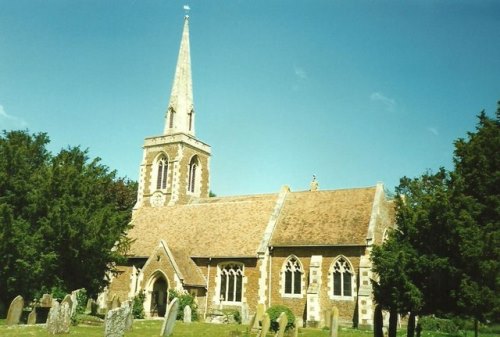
[{"left": 1, "top": 1, "right": 499, "bottom": 196}]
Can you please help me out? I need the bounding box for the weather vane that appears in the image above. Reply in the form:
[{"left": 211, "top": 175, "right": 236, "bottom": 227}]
[{"left": 183, "top": 5, "right": 191, "bottom": 18}]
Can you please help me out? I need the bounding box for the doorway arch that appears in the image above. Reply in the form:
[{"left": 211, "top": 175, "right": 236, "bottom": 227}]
[{"left": 146, "top": 271, "right": 169, "bottom": 317}]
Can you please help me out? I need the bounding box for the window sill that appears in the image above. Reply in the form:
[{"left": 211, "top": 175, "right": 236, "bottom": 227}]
[{"left": 282, "top": 293, "right": 303, "bottom": 299}]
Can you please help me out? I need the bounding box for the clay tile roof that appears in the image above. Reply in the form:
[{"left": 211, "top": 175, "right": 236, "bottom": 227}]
[
  {"left": 127, "top": 193, "right": 279, "bottom": 258},
  {"left": 168, "top": 246, "right": 206, "bottom": 287},
  {"left": 270, "top": 187, "right": 377, "bottom": 246}
]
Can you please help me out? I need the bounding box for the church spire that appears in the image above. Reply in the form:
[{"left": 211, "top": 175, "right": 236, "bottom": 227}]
[{"left": 164, "top": 15, "right": 195, "bottom": 136}]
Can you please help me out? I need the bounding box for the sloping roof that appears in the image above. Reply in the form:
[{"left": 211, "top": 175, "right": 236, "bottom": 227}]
[
  {"left": 127, "top": 193, "right": 280, "bottom": 259},
  {"left": 270, "top": 187, "right": 377, "bottom": 246}
]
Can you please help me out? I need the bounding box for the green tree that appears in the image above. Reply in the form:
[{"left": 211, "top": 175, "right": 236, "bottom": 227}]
[
  {"left": 451, "top": 108, "right": 500, "bottom": 334},
  {"left": 372, "top": 103, "right": 499, "bottom": 337},
  {"left": 0, "top": 130, "right": 136, "bottom": 311}
]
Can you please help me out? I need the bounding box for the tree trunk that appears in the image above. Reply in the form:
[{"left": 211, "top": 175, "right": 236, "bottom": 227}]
[
  {"left": 474, "top": 318, "right": 478, "bottom": 337},
  {"left": 374, "top": 305, "right": 383, "bottom": 337},
  {"left": 407, "top": 312, "right": 416, "bottom": 337},
  {"left": 388, "top": 307, "right": 398, "bottom": 337}
]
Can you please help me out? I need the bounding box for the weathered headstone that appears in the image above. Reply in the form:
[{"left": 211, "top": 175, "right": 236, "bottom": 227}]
[
  {"left": 248, "top": 313, "right": 257, "bottom": 332},
  {"left": 70, "top": 290, "right": 79, "bottom": 316},
  {"left": 105, "top": 305, "right": 130, "bottom": 337},
  {"left": 6, "top": 295, "right": 24, "bottom": 326},
  {"left": 46, "top": 300, "right": 71, "bottom": 335},
  {"left": 40, "top": 294, "right": 53, "bottom": 308},
  {"left": 323, "top": 308, "right": 332, "bottom": 329},
  {"left": 85, "top": 298, "right": 93, "bottom": 314},
  {"left": 61, "top": 294, "right": 73, "bottom": 316},
  {"left": 122, "top": 300, "right": 134, "bottom": 332},
  {"left": 183, "top": 305, "right": 192, "bottom": 323},
  {"left": 241, "top": 302, "right": 249, "bottom": 324},
  {"left": 276, "top": 312, "right": 288, "bottom": 337},
  {"left": 256, "top": 303, "right": 266, "bottom": 327},
  {"left": 330, "top": 306, "right": 339, "bottom": 337},
  {"left": 259, "top": 313, "right": 271, "bottom": 337},
  {"left": 27, "top": 307, "right": 37, "bottom": 325},
  {"left": 160, "top": 298, "right": 179, "bottom": 337}
]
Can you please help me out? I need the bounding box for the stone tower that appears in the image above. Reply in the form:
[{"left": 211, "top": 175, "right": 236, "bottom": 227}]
[{"left": 135, "top": 15, "right": 211, "bottom": 208}]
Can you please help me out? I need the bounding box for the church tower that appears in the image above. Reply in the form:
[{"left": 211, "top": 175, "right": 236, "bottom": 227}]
[{"left": 135, "top": 15, "right": 211, "bottom": 208}]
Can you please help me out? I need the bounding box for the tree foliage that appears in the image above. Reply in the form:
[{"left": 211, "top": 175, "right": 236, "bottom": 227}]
[
  {"left": 0, "top": 130, "right": 137, "bottom": 309},
  {"left": 371, "top": 104, "right": 499, "bottom": 332}
]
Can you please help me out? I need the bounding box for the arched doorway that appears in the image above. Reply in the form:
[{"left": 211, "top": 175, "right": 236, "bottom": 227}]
[{"left": 149, "top": 274, "right": 168, "bottom": 317}]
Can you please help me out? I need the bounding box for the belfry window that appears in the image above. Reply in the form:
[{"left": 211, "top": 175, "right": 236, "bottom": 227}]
[
  {"left": 188, "top": 109, "right": 194, "bottom": 131},
  {"left": 156, "top": 156, "right": 168, "bottom": 190},
  {"left": 332, "top": 257, "right": 354, "bottom": 298},
  {"left": 187, "top": 156, "right": 199, "bottom": 193},
  {"left": 219, "top": 263, "right": 243, "bottom": 303},
  {"left": 283, "top": 256, "right": 303, "bottom": 296}
]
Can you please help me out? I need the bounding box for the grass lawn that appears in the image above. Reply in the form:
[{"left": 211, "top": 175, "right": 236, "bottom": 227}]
[{"left": 0, "top": 319, "right": 498, "bottom": 337}]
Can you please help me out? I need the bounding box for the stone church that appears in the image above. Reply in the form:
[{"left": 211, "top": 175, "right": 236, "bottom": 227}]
[{"left": 105, "top": 15, "right": 394, "bottom": 328}]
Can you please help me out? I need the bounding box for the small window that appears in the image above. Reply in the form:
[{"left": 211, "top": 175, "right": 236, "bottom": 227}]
[
  {"left": 188, "top": 156, "right": 199, "bottom": 193},
  {"left": 156, "top": 156, "right": 168, "bottom": 190},
  {"left": 168, "top": 107, "right": 175, "bottom": 129},
  {"left": 283, "top": 256, "right": 303, "bottom": 296},
  {"left": 219, "top": 263, "right": 244, "bottom": 303},
  {"left": 332, "top": 257, "right": 354, "bottom": 298}
]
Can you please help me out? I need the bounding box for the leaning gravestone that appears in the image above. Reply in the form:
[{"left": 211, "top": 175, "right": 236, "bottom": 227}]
[
  {"left": 256, "top": 303, "right": 266, "bottom": 325},
  {"left": 241, "top": 302, "right": 249, "bottom": 324},
  {"left": 40, "top": 294, "right": 53, "bottom": 308},
  {"left": 122, "top": 300, "right": 134, "bottom": 332},
  {"left": 61, "top": 294, "right": 73, "bottom": 316},
  {"left": 259, "top": 313, "right": 271, "bottom": 337},
  {"left": 330, "top": 306, "right": 339, "bottom": 337},
  {"left": 160, "top": 298, "right": 179, "bottom": 337},
  {"left": 183, "top": 305, "right": 192, "bottom": 323},
  {"left": 27, "top": 307, "right": 37, "bottom": 325},
  {"left": 105, "top": 305, "right": 130, "bottom": 337},
  {"left": 6, "top": 295, "right": 24, "bottom": 326},
  {"left": 276, "top": 312, "right": 288, "bottom": 337},
  {"left": 46, "top": 300, "right": 71, "bottom": 335}
]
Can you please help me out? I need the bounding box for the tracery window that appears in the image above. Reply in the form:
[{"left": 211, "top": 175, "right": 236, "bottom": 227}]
[
  {"left": 332, "top": 257, "right": 354, "bottom": 298},
  {"left": 283, "top": 256, "right": 303, "bottom": 296},
  {"left": 156, "top": 155, "right": 168, "bottom": 190},
  {"left": 187, "top": 156, "right": 199, "bottom": 193},
  {"left": 219, "top": 263, "right": 243, "bottom": 303}
]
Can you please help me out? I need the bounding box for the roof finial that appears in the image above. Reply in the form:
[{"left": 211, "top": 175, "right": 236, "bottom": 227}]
[
  {"left": 183, "top": 5, "right": 190, "bottom": 18},
  {"left": 310, "top": 175, "right": 319, "bottom": 191}
]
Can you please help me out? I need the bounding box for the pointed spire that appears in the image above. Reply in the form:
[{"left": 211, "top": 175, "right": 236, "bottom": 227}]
[{"left": 164, "top": 15, "right": 195, "bottom": 136}]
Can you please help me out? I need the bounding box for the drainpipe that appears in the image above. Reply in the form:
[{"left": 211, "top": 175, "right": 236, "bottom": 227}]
[
  {"left": 268, "top": 247, "right": 273, "bottom": 307},
  {"left": 204, "top": 257, "right": 211, "bottom": 320}
]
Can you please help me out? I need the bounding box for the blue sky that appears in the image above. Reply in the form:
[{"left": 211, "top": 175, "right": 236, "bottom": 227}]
[{"left": 1, "top": 1, "right": 499, "bottom": 196}]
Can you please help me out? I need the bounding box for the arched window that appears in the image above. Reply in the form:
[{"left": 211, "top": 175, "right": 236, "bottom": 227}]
[
  {"left": 283, "top": 256, "right": 303, "bottom": 296},
  {"left": 187, "top": 156, "right": 199, "bottom": 193},
  {"left": 331, "top": 257, "right": 354, "bottom": 298},
  {"left": 156, "top": 155, "right": 168, "bottom": 190},
  {"left": 219, "top": 263, "right": 243, "bottom": 303}
]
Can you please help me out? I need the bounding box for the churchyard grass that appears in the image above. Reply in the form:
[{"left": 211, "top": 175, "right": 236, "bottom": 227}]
[{"left": 0, "top": 320, "right": 498, "bottom": 337}]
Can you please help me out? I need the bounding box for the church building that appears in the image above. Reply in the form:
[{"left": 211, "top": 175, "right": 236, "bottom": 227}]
[{"left": 106, "top": 15, "right": 394, "bottom": 328}]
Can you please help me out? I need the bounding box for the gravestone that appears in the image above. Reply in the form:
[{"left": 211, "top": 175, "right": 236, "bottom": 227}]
[
  {"left": 183, "top": 305, "right": 192, "bottom": 323},
  {"left": 85, "top": 298, "right": 93, "bottom": 314},
  {"left": 323, "top": 308, "right": 332, "bottom": 329},
  {"left": 122, "top": 300, "right": 134, "bottom": 332},
  {"left": 6, "top": 295, "right": 24, "bottom": 326},
  {"left": 105, "top": 305, "right": 130, "bottom": 337},
  {"left": 61, "top": 294, "right": 73, "bottom": 316},
  {"left": 27, "top": 307, "right": 37, "bottom": 325},
  {"left": 259, "top": 313, "right": 271, "bottom": 337},
  {"left": 160, "top": 298, "right": 179, "bottom": 337},
  {"left": 276, "top": 311, "right": 288, "bottom": 337},
  {"left": 46, "top": 300, "right": 71, "bottom": 335},
  {"left": 70, "top": 290, "right": 79, "bottom": 316},
  {"left": 255, "top": 303, "right": 266, "bottom": 327},
  {"left": 40, "top": 294, "right": 53, "bottom": 308},
  {"left": 330, "top": 306, "right": 339, "bottom": 337},
  {"left": 248, "top": 313, "right": 257, "bottom": 332},
  {"left": 241, "top": 302, "right": 249, "bottom": 324}
]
